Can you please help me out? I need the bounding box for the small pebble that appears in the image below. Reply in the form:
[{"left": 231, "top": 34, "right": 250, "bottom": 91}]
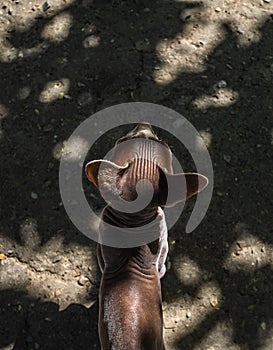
[
  {"left": 135, "top": 39, "right": 150, "bottom": 51},
  {"left": 43, "top": 125, "right": 53, "bottom": 132},
  {"left": 261, "top": 322, "right": 267, "bottom": 330},
  {"left": 42, "top": 1, "right": 50, "bottom": 11},
  {"left": 31, "top": 192, "right": 38, "bottom": 200},
  {"left": 78, "top": 275, "right": 89, "bottom": 286},
  {"left": 237, "top": 27, "right": 244, "bottom": 34},
  {"left": 210, "top": 297, "right": 218, "bottom": 307},
  {"left": 217, "top": 80, "right": 227, "bottom": 88},
  {"left": 164, "top": 321, "right": 175, "bottom": 329},
  {"left": 263, "top": 0, "right": 271, "bottom": 3},
  {"left": 215, "top": 7, "right": 221, "bottom": 12},
  {"left": 18, "top": 87, "right": 31, "bottom": 100},
  {"left": 8, "top": 51, "right": 17, "bottom": 61},
  {"left": 196, "top": 40, "right": 204, "bottom": 47},
  {"left": 54, "top": 81, "right": 63, "bottom": 88},
  {"left": 83, "top": 35, "right": 100, "bottom": 48},
  {"left": 223, "top": 154, "right": 231, "bottom": 163},
  {"left": 186, "top": 311, "right": 191, "bottom": 318}
]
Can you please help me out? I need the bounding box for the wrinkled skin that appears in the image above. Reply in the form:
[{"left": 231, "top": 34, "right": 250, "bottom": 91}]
[{"left": 86, "top": 123, "right": 208, "bottom": 350}]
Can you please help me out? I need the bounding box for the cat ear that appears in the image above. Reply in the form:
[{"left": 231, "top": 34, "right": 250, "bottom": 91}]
[
  {"left": 85, "top": 160, "right": 128, "bottom": 195},
  {"left": 85, "top": 160, "right": 103, "bottom": 188},
  {"left": 159, "top": 170, "right": 208, "bottom": 207}
]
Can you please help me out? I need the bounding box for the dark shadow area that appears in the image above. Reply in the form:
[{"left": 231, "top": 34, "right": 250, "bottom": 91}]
[
  {"left": 0, "top": 0, "right": 272, "bottom": 348},
  {"left": 0, "top": 289, "right": 99, "bottom": 349}
]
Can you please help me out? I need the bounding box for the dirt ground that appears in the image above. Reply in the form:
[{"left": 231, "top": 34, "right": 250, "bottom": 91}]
[{"left": 0, "top": 0, "right": 273, "bottom": 349}]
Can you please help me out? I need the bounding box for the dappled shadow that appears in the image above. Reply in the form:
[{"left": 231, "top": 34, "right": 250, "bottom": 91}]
[
  {"left": 0, "top": 0, "right": 273, "bottom": 349},
  {"left": 0, "top": 0, "right": 193, "bottom": 245},
  {"left": 162, "top": 18, "right": 273, "bottom": 350}
]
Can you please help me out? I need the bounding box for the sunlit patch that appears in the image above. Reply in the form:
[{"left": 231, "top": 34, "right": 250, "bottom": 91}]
[
  {"left": 193, "top": 88, "right": 239, "bottom": 111},
  {"left": 0, "top": 41, "right": 47, "bottom": 62},
  {"left": 258, "top": 323, "right": 273, "bottom": 350},
  {"left": 224, "top": 223, "right": 272, "bottom": 272},
  {"left": 0, "top": 39, "right": 18, "bottom": 62},
  {"left": 197, "top": 281, "right": 222, "bottom": 310},
  {"left": 173, "top": 256, "right": 202, "bottom": 286},
  {"left": 53, "top": 141, "right": 65, "bottom": 160},
  {"left": 225, "top": 3, "right": 266, "bottom": 47},
  {"left": 154, "top": 1, "right": 270, "bottom": 84},
  {"left": 39, "top": 78, "right": 70, "bottom": 103},
  {"left": 0, "top": 1, "right": 75, "bottom": 62},
  {"left": 196, "top": 130, "right": 212, "bottom": 149},
  {"left": 154, "top": 39, "right": 205, "bottom": 85},
  {"left": 41, "top": 12, "right": 73, "bottom": 43},
  {"left": 154, "top": 22, "right": 225, "bottom": 85},
  {"left": 0, "top": 233, "right": 97, "bottom": 310},
  {"left": 193, "top": 320, "right": 240, "bottom": 350},
  {"left": 163, "top": 281, "right": 222, "bottom": 343},
  {"left": 83, "top": 35, "right": 100, "bottom": 48},
  {"left": 61, "top": 136, "right": 90, "bottom": 162},
  {"left": 0, "top": 1, "right": 75, "bottom": 33}
]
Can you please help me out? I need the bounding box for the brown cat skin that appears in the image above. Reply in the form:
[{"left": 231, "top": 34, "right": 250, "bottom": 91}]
[{"left": 86, "top": 123, "right": 208, "bottom": 350}]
